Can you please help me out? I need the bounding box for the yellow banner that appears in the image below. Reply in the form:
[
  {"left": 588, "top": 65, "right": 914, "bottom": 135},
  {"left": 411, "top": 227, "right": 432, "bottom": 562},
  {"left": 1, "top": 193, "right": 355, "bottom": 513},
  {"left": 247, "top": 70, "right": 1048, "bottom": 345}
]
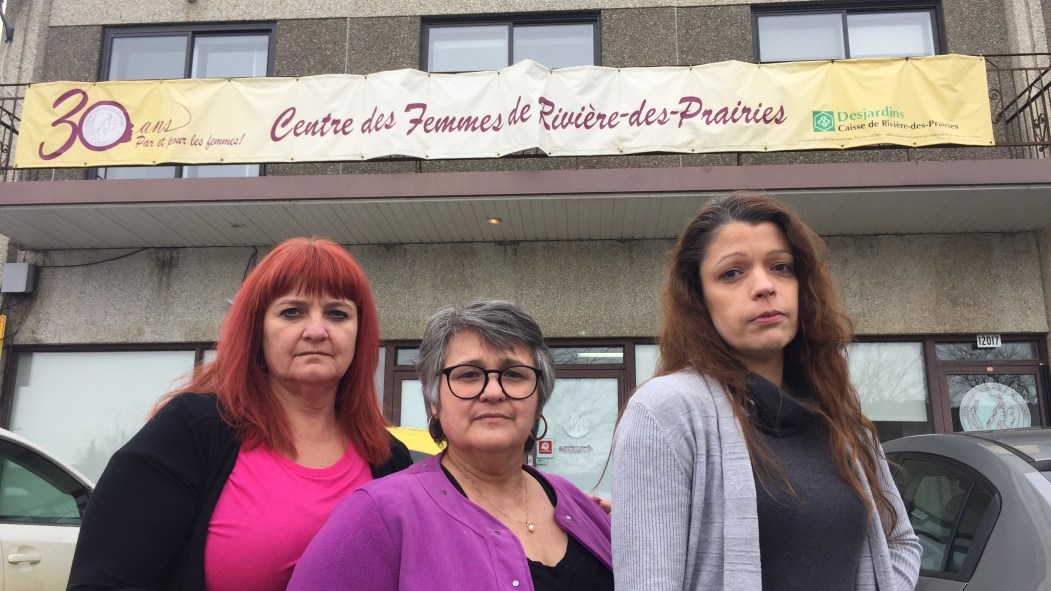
[{"left": 15, "top": 55, "right": 993, "bottom": 168}]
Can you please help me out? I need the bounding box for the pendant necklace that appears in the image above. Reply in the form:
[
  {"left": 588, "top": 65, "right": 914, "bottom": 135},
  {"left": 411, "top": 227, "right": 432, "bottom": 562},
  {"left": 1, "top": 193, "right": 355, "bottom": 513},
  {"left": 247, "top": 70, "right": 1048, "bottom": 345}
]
[{"left": 449, "top": 457, "right": 535, "bottom": 533}]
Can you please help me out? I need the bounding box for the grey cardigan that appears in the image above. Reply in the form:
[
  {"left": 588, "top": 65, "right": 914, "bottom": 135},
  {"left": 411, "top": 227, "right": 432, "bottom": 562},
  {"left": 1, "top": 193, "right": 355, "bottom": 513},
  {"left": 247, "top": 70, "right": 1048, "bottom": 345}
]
[{"left": 611, "top": 370, "right": 921, "bottom": 591}]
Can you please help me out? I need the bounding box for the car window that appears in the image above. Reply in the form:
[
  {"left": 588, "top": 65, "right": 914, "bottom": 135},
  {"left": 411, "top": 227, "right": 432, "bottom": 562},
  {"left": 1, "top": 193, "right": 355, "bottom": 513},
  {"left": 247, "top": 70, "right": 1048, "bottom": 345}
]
[
  {"left": 892, "top": 457, "right": 995, "bottom": 576},
  {"left": 0, "top": 439, "right": 89, "bottom": 525}
]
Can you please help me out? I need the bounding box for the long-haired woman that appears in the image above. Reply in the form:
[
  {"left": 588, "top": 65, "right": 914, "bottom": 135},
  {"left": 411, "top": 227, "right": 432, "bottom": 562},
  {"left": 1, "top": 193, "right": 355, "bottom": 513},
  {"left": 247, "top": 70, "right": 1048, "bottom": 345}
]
[
  {"left": 68, "top": 237, "right": 412, "bottom": 591},
  {"left": 611, "top": 192, "right": 921, "bottom": 590}
]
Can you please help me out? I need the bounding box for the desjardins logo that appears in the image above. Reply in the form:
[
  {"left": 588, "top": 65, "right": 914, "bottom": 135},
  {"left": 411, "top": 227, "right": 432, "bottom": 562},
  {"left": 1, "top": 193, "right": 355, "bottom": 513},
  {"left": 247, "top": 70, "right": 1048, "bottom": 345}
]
[{"left": 813, "top": 111, "right": 835, "bottom": 132}]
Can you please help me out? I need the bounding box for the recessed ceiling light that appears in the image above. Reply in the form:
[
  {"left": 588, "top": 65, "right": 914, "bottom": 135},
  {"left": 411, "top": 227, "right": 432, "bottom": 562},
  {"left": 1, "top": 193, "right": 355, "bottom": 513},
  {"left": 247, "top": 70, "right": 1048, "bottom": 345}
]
[{"left": 486, "top": 217, "right": 502, "bottom": 225}]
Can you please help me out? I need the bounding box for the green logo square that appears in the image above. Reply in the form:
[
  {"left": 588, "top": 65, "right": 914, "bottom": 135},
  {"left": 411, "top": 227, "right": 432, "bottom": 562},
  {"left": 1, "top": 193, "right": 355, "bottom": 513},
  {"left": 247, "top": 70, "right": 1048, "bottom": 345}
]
[{"left": 813, "top": 111, "right": 835, "bottom": 132}]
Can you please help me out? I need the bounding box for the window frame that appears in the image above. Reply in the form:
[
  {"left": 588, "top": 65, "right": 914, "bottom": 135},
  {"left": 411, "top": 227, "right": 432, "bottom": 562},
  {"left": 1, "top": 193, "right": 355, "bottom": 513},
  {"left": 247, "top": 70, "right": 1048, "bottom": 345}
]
[
  {"left": 421, "top": 12, "right": 601, "bottom": 72},
  {"left": 751, "top": 2, "right": 945, "bottom": 63},
  {"left": 97, "top": 23, "right": 277, "bottom": 179}
]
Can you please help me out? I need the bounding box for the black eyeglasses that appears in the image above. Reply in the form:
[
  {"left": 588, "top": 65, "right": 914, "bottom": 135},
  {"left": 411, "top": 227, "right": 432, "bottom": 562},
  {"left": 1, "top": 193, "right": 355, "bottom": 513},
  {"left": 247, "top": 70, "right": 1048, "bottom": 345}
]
[{"left": 439, "top": 364, "right": 543, "bottom": 400}]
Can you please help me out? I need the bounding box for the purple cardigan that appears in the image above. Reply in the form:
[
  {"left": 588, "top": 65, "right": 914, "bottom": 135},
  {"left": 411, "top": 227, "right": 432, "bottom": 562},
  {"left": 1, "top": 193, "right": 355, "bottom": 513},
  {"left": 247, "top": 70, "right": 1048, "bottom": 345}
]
[{"left": 288, "top": 454, "right": 611, "bottom": 591}]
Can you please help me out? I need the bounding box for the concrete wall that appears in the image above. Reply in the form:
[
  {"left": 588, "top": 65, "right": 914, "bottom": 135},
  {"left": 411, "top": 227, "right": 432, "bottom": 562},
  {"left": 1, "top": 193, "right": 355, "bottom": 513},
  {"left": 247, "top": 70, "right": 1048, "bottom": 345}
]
[
  {"left": 830, "top": 232, "right": 1049, "bottom": 335},
  {"left": 4, "top": 232, "right": 1047, "bottom": 346}
]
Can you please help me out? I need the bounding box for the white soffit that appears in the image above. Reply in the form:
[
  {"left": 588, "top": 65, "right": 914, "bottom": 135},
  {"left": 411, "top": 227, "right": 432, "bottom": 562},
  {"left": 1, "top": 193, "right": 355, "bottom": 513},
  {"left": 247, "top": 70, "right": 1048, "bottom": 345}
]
[{"left": 0, "top": 185, "right": 1047, "bottom": 249}]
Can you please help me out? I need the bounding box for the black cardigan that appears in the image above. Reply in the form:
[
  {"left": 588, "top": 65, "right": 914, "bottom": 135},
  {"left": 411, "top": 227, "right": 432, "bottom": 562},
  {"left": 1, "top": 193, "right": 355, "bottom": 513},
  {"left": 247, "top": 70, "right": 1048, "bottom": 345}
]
[{"left": 67, "top": 392, "right": 412, "bottom": 590}]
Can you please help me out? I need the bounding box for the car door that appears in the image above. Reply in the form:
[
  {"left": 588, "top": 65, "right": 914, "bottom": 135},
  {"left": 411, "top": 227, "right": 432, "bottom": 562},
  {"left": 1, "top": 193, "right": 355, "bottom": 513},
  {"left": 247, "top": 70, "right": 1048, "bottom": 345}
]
[{"left": 0, "top": 435, "right": 92, "bottom": 591}]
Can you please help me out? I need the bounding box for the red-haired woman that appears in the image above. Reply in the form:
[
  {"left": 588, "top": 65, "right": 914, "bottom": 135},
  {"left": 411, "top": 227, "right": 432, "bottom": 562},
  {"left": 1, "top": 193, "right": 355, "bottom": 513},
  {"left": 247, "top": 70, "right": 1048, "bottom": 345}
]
[
  {"left": 611, "top": 192, "right": 921, "bottom": 590},
  {"left": 67, "top": 237, "right": 412, "bottom": 591}
]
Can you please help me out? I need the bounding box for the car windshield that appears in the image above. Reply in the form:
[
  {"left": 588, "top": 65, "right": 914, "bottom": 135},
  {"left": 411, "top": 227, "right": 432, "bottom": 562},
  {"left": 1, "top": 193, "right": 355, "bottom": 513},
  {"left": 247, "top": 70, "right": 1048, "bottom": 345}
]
[{"left": 1044, "top": 471, "right": 1051, "bottom": 484}]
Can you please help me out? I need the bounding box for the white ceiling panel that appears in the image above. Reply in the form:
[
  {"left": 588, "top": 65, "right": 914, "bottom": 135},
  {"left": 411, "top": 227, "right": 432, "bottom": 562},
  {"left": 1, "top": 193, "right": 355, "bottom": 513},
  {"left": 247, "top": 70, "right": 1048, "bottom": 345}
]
[{"left": 1, "top": 185, "right": 1050, "bottom": 250}]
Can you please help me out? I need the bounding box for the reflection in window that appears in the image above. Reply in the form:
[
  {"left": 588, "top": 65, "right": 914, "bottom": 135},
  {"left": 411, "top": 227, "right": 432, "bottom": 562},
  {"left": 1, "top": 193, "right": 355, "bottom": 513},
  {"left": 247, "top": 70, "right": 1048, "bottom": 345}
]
[
  {"left": 756, "top": 13, "right": 845, "bottom": 61},
  {"left": 935, "top": 341, "right": 1038, "bottom": 361},
  {"left": 395, "top": 348, "right": 419, "bottom": 366},
  {"left": 635, "top": 344, "right": 658, "bottom": 386},
  {"left": 947, "top": 374, "right": 1037, "bottom": 432},
  {"left": 425, "top": 18, "right": 597, "bottom": 72},
  {"left": 539, "top": 377, "right": 618, "bottom": 497},
  {"left": 893, "top": 458, "right": 995, "bottom": 574},
  {"left": 399, "top": 380, "right": 428, "bottom": 429},
  {"left": 0, "top": 440, "right": 88, "bottom": 525},
  {"left": 11, "top": 350, "right": 197, "bottom": 481},
  {"left": 846, "top": 12, "right": 936, "bottom": 58},
  {"left": 551, "top": 346, "right": 623, "bottom": 365},
  {"left": 847, "top": 342, "right": 932, "bottom": 440},
  {"left": 756, "top": 8, "right": 937, "bottom": 62}
]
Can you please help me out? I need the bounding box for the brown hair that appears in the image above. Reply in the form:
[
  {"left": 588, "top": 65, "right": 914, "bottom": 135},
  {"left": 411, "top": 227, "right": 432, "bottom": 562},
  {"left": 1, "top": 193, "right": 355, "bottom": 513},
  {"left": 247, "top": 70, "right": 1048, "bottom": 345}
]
[
  {"left": 658, "top": 191, "right": 897, "bottom": 534},
  {"left": 158, "top": 237, "right": 390, "bottom": 465}
]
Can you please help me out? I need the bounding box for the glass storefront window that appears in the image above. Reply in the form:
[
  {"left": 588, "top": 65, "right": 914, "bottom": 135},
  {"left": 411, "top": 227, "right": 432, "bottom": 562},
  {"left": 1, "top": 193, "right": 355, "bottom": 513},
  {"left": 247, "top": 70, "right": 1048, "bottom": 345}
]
[
  {"left": 935, "top": 342, "right": 1038, "bottom": 361},
  {"left": 536, "top": 377, "right": 618, "bottom": 497},
  {"left": 947, "top": 374, "right": 1038, "bottom": 432},
  {"left": 550, "top": 346, "right": 623, "bottom": 365},
  {"left": 395, "top": 348, "right": 419, "bottom": 366},
  {"left": 635, "top": 344, "right": 658, "bottom": 386},
  {"left": 398, "top": 379, "right": 428, "bottom": 429},
  {"left": 10, "top": 350, "right": 198, "bottom": 481},
  {"left": 847, "top": 342, "right": 933, "bottom": 440}
]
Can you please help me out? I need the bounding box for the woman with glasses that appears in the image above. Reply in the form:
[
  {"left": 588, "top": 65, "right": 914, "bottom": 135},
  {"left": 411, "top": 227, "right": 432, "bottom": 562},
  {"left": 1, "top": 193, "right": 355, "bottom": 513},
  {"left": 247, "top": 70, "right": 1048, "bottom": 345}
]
[{"left": 288, "top": 299, "right": 612, "bottom": 591}]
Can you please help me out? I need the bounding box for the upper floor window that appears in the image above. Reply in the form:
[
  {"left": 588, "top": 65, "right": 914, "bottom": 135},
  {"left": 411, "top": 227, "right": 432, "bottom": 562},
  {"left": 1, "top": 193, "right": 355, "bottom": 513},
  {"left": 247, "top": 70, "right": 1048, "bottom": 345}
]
[
  {"left": 99, "top": 24, "right": 274, "bottom": 179},
  {"left": 754, "top": 5, "right": 939, "bottom": 62},
  {"left": 423, "top": 14, "right": 599, "bottom": 72}
]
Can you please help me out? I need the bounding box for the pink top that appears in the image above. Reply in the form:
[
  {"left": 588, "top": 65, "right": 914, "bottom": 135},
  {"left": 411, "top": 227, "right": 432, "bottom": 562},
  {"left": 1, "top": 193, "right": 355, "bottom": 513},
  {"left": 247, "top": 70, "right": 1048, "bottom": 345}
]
[{"left": 204, "top": 442, "right": 372, "bottom": 591}]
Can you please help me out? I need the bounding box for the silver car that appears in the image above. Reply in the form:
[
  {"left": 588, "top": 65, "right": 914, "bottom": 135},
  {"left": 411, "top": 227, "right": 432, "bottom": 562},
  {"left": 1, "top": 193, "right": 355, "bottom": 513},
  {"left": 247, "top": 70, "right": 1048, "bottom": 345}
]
[
  {"left": 883, "top": 428, "right": 1051, "bottom": 591},
  {"left": 0, "top": 428, "right": 93, "bottom": 590}
]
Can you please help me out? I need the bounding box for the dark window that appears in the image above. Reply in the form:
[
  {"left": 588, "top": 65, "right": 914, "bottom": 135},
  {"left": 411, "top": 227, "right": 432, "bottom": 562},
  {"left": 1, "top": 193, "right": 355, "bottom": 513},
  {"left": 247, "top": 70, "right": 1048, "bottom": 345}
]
[
  {"left": 0, "top": 439, "right": 90, "bottom": 526},
  {"left": 423, "top": 14, "right": 599, "bottom": 72},
  {"left": 754, "top": 4, "right": 939, "bottom": 62},
  {"left": 890, "top": 454, "right": 998, "bottom": 580},
  {"left": 99, "top": 24, "right": 275, "bottom": 179}
]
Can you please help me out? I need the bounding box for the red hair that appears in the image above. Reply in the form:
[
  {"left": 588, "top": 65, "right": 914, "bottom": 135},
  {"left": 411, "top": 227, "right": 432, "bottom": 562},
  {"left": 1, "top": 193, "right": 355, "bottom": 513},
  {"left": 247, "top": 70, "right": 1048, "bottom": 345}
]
[{"left": 160, "top": 237, "right": 390, "bottom": 465}]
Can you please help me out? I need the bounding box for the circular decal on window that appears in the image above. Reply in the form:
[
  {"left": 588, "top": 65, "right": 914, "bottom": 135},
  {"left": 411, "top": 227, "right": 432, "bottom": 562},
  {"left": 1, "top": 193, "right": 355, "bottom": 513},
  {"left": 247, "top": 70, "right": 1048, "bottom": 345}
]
[
  {"left": 959, "top": 382, "right": 1031, "bottom": 431},
  {"left": 79, "top": 101, "right": 133, "bottom": 151},
  {"left": 561, "top": 411, "right": 592, "bottom": 438}
]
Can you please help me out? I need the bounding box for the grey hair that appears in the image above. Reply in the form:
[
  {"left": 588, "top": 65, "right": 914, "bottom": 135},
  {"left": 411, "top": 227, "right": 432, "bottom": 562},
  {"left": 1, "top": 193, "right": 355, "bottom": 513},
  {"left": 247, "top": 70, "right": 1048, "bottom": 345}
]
[{"left": 415, "top": 299, "right": 556, "bottom": 416}]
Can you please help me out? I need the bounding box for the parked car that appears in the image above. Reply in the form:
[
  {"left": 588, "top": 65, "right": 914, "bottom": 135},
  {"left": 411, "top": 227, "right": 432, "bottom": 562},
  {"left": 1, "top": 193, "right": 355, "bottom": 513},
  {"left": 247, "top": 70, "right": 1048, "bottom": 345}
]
[
  {"left": 883, "top": 428, "right": 1051, "bottom": 591},
  {"left": 0, "top": 428, "right": 93, "bottom": 590}
]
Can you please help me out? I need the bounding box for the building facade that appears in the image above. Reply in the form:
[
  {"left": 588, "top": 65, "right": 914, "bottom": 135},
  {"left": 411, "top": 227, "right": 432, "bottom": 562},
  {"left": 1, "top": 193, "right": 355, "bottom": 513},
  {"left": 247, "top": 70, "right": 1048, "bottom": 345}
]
[{"left": 0, "top": 0, "right": 1050, "bottom": 502}]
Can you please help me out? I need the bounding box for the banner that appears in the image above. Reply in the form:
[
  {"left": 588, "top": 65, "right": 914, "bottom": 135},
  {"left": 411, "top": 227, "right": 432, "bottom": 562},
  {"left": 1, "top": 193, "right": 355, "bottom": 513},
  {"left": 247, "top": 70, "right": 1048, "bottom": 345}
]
[{"left": 15, "top": 55, "right": 994, "bottom": 168}]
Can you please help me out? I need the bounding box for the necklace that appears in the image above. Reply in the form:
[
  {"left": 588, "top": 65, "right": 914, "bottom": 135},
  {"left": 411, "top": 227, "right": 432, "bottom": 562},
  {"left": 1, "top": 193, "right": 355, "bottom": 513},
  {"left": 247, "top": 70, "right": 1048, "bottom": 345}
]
[{"left": 448, "top": 457, "right": 535, "bottom": 533}]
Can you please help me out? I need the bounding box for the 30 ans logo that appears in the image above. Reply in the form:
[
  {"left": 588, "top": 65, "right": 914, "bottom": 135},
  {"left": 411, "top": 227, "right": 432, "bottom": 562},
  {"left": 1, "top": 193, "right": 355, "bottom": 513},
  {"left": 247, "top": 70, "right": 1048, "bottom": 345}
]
[{"left": 812, "top": 111, "right": 835, "bottom": 132}]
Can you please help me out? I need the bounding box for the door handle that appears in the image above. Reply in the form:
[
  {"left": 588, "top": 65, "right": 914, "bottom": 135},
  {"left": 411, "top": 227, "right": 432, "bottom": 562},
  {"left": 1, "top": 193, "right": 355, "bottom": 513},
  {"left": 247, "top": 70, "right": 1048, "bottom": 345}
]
[{"left": 8, "top": 551, "right": 41, "bottom": 564}]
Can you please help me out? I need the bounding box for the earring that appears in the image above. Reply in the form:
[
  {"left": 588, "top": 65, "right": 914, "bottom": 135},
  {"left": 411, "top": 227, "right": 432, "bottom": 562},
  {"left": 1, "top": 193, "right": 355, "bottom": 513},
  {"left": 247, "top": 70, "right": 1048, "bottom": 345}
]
[
  {"left": 526, "top": 414, "right": 548, "bottom": 443},
  {"left": 535, "top": 414, "right": 548, "bottom": 440},
  {"left": 428, "top": 414, "right": 445, "bottom": 444}
]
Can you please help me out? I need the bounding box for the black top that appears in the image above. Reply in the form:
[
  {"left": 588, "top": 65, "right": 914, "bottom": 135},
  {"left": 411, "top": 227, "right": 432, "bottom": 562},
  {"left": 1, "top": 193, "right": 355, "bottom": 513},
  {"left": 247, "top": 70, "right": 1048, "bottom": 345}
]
[
  {"left": 441, "top": 465, "right": 614, "bottom": 591},
  {"left": 747, "top": 374, "right": 868, "bottom": 591},
  {"left": 67, "top": 392, "right": 412, "bottom": 591}
]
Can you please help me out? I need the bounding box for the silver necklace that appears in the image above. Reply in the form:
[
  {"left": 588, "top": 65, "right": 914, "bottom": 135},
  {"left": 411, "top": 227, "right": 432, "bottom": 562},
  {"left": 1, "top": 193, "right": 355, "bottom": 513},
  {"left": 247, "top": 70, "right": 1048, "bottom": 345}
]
[{"left": 449, "top": 458, "right": 535, "bottom": 533}]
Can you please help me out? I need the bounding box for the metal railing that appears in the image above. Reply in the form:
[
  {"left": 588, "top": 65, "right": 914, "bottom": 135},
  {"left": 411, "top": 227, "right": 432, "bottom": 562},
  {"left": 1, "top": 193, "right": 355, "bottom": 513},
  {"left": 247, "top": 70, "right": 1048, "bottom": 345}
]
[
  {"left": 2, "top": 54, "right": 1051, "bottom": 179},
  {"left": 0, "top": 84, "right": 24, "bottom": 181},
  {"left": 985, "top": 53, "right": 1051, "bottom": 158}
]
